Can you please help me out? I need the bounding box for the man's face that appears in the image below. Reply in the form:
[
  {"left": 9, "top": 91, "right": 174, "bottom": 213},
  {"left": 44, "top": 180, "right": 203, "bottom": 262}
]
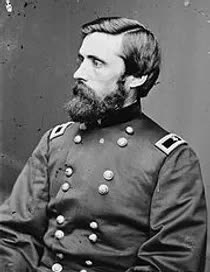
[
  {"left": 74, "top": 32, "right": 125, "bottom": 99},
  {"left": 65, "top": 32, "right": 131, "bottom": 124}
]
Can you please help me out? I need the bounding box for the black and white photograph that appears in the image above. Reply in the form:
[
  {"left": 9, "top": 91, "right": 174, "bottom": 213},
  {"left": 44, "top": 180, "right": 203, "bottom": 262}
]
[{"left": 0, "top": 1, "right": 209, "bottom": 271}]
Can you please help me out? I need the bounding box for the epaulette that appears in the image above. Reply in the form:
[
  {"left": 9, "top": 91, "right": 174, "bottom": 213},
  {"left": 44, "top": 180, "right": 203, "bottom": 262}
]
[
  {"left": 49, "top": 121, "right": 74, "bottom": 141},
  {"left": 155, "top": 133, "right": 187, "bottom": 155}
]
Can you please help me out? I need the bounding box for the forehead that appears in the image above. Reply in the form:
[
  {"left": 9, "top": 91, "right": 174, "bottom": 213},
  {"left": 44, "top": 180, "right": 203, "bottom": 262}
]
[{"left": 79, "top": 32, "right": 124, "bottom": 60}]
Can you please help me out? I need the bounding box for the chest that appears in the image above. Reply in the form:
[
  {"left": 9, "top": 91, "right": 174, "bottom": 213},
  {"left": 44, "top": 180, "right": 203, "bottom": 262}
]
[{"left": 47, "top": 128, "right": 161, "bottom": 221}]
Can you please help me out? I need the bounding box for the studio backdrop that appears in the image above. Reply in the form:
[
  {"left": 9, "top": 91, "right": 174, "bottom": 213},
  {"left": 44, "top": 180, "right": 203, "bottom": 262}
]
[{"left": 0, "top": 0, "right": 209, "bottom": 270}]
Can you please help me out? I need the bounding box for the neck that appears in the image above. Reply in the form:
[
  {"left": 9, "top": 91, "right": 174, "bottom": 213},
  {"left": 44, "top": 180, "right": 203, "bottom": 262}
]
[{"left": 97, "top": 100, "right": 141, "bottom": 128}]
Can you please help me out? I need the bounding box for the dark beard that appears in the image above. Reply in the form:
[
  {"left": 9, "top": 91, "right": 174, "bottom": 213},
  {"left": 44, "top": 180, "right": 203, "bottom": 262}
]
[{"left": 64, "top": 79, "right": 127, "bottom": 124}]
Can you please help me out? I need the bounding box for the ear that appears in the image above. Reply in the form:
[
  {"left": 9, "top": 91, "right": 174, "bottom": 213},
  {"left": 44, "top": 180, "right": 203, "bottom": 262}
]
[{"left": 127, "top": 75, "right": 148, "bottom": 88}]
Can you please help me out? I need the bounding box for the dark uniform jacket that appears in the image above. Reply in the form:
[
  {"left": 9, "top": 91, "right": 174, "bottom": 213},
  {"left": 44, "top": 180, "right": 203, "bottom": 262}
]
[{"left": 0, "top": 103, "right": 207, "bottom": 272}]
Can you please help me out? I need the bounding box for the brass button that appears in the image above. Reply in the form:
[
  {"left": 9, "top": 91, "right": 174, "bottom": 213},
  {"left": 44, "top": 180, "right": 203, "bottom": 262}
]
[
  {"left": 61, "top": 182, "right": 70, "bottom": 192},
  {"left": 56, "top": 215, "right": 65, "bottom": 225},
  {"left": 52, "top": 263, "right": 63, "bottom": 272},
  {"left": 89, "top": 221, "right": 98, "bottom": 229},
  {"left": 117, "top": 137, "right": 128, "bottom": 147},
  {"left": 85, "top": 260, "right": 93, "bottom": 266},
  {"left": 98, "top": 184, "right": 109, "bottom": 195},
  {"left": 74, "top": 135, "right": 82, "bottom": 144},
  {"left": 99, "top": 138, "right": 104, "bottom": 144},
  {"left": 103, "top": 170, "right": 114, "bottom": 181},
  {"left": 65, "top": 167, "right": 73, "bottom": 177},
  {"left": 80, "top": 270, "right": 87, "bottom": 272},
  {"left": 125, "top": 126, "right": 134, "bottom": 135},
  {"left": 56, "top": 253, "right": 64, "bottom": 260},
  {"left": 55, "top": 230, "right": 64, "bottom": 240},
  {"left": 88, "top": 233, "right": 97, "bottom": 243},
  {"left": 79, "top": 123, "right": 87, "bottom": 130}
]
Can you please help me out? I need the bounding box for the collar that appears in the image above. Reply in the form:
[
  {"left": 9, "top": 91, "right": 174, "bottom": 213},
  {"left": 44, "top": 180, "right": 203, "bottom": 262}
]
[{"left": 97, "top": 101, "right": 141, "bottom": 128}]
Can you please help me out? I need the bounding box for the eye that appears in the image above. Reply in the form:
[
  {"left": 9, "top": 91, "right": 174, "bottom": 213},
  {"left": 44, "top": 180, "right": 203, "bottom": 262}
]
[{"left": 92, "top": 58, "right": 103, "bottom": 68}]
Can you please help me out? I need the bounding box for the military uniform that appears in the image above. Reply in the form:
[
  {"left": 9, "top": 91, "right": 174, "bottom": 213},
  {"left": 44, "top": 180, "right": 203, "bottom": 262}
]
[{"left": 0, "top": 103, "right": 207, "bottom": 272}]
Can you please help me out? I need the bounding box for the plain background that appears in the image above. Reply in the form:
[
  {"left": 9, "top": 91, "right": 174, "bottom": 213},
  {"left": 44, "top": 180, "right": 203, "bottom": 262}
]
[{"left": 0, "top": 0, "right": 209, "bottom": 270}]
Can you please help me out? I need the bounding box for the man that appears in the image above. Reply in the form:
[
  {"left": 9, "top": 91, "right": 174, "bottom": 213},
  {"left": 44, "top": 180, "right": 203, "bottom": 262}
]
[{"left": 0, "top": 17, "right": 207, "bottom": 272}]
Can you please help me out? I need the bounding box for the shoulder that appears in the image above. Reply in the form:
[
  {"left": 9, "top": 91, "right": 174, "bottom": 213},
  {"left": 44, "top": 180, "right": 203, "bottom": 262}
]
[
  {"left": 32, "top": 121, "right": 76, "bottom": 155},
  {"left": 136, "top": 114, "right": 188, "bottom": 156},
  {"left": 136, "top": 115, "right": 202, "bottom": 180}
]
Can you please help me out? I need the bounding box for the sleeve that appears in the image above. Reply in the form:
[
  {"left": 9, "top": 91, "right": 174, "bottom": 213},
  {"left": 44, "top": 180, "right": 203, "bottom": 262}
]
[
  {"left": 127, "top": 145, "right": 207, "bottom": 272},
  {"left": 0, "top": 131, "right": 51, "bottom": 272}
]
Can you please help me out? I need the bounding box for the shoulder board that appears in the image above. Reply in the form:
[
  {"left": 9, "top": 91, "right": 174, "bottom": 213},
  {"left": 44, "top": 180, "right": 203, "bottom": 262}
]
[
  {"left": 155, "top": 133, "right": 187, "bottom": 155},
  {"left": 49, "top": 121, "right": 74, "bottom": 141}
]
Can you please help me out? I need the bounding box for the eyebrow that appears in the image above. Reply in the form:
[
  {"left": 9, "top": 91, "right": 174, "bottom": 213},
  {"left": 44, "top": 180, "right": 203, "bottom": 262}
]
[{"left": 78, "top": 52, "right": 107, "bottom": 65}]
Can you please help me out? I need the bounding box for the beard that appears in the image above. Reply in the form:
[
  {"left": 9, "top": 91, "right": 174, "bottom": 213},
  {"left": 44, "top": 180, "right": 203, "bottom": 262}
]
[{"left": 64, "top": 78, "right": 128, "bottom": 124}]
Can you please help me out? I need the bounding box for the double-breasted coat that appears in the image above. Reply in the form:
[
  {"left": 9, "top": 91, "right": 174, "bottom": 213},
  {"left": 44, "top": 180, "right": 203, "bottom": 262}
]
[{"left": 0, "top": 103, "right": 207, "bottom": 272}]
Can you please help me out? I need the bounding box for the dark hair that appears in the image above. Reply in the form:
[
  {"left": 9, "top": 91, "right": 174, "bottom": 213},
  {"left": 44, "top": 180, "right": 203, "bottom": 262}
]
[{"left": 81, "top": 17, "right": 161, "bottom": 97}]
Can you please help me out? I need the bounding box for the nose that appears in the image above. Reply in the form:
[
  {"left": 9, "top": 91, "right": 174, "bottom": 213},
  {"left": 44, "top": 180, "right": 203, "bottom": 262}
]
[{"left": 73, "top": 61, "right": 88, "bottom": 81}]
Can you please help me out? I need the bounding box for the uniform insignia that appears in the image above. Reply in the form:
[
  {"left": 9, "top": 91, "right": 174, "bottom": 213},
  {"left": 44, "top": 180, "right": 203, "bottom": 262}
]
[
  {"left": 49, "top": 122, "right": 73, "bottom": 141},
  {"left": 155, "top": 133, "right": 186, "bottom": 155}
]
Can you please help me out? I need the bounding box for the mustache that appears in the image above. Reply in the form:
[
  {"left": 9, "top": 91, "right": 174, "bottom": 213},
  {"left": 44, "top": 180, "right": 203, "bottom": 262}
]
[{"left": 72, "top": 81, "right": 97, "bottom": 101}]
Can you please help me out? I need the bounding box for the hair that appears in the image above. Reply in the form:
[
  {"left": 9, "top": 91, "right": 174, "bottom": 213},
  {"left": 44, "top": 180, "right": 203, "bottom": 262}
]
[{"left": 81, "top": 17, "right": 161, "bottom": 97}]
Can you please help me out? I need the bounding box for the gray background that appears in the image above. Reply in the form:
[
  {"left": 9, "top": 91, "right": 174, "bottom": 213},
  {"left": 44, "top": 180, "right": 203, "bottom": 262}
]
[{"left": 0, "top": 0, "right": 209, "bottom": 270}]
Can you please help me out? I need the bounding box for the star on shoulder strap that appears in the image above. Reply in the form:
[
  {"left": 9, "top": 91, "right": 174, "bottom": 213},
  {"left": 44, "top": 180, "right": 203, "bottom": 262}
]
[
  {"left": 155, "top": 133, "right": 187, "bottom": 155},
  {"left": 49, "top": 121, "right": 74, "bottom": 141}
]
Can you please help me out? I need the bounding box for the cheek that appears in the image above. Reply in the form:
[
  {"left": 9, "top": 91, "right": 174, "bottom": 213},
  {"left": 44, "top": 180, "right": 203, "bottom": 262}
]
[
  {"left": 93, "top": 79, "right": 119, "bottom": 97},
  {"left": 88, "top": 67, "right": 124, "bottom": 97},
  {"left": 95, "top": 72, "right": 122, "bottom": 87}
]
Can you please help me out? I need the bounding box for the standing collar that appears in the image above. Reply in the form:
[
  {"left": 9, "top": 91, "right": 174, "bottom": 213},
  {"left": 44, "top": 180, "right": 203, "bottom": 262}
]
[{"left": 96, "top": 101, "right": 141, "bottom": 128}]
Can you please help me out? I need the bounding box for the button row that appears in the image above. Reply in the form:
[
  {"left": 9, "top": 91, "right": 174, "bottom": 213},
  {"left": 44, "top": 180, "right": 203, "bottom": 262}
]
[
  {"left": 74, "top": 134, "right": 129, "bottom": 147},
  {"left": 52, "top": 262, "right": 96, "bottom": 272},
  {"left": 52, "top": 262, "right": 94, "bottom": 272},
  {"left": 61, "top": 181, "right": 110, "bottom": 195},
  {"left": 52, "top": 126, "right": 135, "bottom": 272},
  {"left": 54, "top": 221, "right": 98, "bottom": 238},
  {"left": 65, "top": 167, "right": 114, "bottom": 181},
  {"left": 62, "top": 167, "right": 115, "bottom": 195},
  {"left": 78, "top": 124, "right": 134, "bottom": 135},
  {"left": 52, "top": 260, "right": 93, "bottom": 272},
  {"left": 61, "top": 166, "right": 74, "bottom": 193},
  {"left": 53, "top": 220, "right": 98, "bottom": 271},
  {"left": 74, "top": 125, "right": 134, "bottom": 147}
]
